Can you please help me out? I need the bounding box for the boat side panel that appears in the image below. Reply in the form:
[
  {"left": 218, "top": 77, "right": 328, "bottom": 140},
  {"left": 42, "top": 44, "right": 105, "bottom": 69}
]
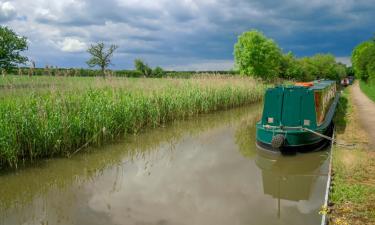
[
  {"left": 281, "top": 88, "right": 303, "bottom": 127},
  {"left": 301, "top": 91, "right": 318, "bottom": 129},
  {"left": 261, "top": 88, "right": 283, "bottom": 126}
]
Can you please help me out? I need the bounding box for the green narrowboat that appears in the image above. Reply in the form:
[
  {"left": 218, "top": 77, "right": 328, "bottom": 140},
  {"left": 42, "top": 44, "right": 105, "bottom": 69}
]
[{"left": 256, "top": 80, "right": 339, "bottom": 152}]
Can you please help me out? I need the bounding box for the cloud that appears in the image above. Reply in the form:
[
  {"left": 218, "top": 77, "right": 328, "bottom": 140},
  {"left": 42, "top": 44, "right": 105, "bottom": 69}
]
[
  {"left": 58, "top": 38, "right": 87, "bottom": 53},
  {"left": 0, "top": 1, "right": 16, "bottom": 22},
  {"left": 336, "top": 57, "right": 352, "bottom": 66},
  {"left": 2, "top": 0, "right": 375, "bottom": 69},
  {"left": 166, "top": 60, "right": 234, "bottom": 71}
]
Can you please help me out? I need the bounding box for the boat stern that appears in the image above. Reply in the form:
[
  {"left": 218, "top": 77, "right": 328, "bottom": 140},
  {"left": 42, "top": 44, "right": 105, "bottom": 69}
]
[
  {"left": 255, "top": 81, "right": 337, "bottom": 153},
  {"left": 256, "top": 123, "right": 329, "bottom": 152}
]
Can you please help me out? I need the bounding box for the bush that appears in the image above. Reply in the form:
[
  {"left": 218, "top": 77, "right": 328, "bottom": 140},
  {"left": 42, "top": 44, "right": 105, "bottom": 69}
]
[
  {"left": 134, "top": 59, "right": 152, "bottom": 77},
  {"left": 152, "top": 66, "right": 166, "bottom": 78}
]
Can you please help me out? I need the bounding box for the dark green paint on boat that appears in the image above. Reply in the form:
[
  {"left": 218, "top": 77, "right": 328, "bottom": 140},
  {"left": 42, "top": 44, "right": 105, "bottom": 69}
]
[{"left": 256, "top": 80, "right": 339, "bottom": 153}]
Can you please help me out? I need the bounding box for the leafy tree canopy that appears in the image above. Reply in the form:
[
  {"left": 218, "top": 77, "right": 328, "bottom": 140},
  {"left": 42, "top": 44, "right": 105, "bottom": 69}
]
[
  {"left": 152, "top": 66, "right": 165, "bottom": 78},
  {"left": 234, "top": 30, "right": 282, "bottom": 79},
  {"left": 134, "top": 59, "right": 152, "bottom": 77},
  {"left": 0, "top": 26, "right": 28, "bottom": 71},
  {"left": 87, "top": 42, "right": 118, "bottom": 77},
  {"left": 352, "top": 40, "right": 375, "bottom": 81}
]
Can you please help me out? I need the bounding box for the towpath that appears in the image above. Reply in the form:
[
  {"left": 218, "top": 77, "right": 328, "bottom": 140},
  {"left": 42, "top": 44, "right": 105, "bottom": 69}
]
[{"left": 351, "top": 82, "right": 375, "bottom": 146}]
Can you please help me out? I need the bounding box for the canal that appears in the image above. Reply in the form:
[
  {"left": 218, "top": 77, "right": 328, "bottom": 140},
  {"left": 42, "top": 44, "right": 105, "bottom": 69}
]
[{"left": 0, "top": 104, "right": 330, "bottom": 225}]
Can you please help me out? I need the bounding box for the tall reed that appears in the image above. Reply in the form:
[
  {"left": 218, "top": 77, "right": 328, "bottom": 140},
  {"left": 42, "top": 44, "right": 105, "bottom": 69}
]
[{"left": 0, "top": 78, "right": 265, "bottom": 168}]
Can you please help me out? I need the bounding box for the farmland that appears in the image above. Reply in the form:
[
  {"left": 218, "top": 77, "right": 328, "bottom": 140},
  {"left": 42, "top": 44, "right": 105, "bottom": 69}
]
[{"left": 0, "top": 75, "right": 265, "bottom": 168}]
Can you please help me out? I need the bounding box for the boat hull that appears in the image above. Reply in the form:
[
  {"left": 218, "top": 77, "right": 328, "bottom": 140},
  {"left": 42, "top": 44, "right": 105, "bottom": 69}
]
[
  {"left": 256, "top": 123, "right": 333, "bottom": 153},
  {"left": 256, "top": 90, "right": 339, "bottom": 153}
]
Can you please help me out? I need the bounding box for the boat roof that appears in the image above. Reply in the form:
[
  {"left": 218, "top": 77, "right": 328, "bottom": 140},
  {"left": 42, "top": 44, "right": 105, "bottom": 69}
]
[
  {"left": 277, "top": 80, "right": 335, "bottom": 90},
  {"left": 308, "top": 80, "right": 336, "bottom": 90}
]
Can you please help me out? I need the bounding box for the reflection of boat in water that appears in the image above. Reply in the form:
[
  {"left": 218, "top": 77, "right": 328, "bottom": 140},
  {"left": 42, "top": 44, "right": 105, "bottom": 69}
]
[
  {"left": 255, "top": 150, "right": 329, "bottom": 218},
  {"left": 256, "top": 80, "right": 339, "bottom": 153}
]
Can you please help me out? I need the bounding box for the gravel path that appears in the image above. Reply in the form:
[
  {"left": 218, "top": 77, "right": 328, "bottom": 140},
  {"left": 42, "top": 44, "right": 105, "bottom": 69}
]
[{"left": 351, "top": 82, "right": 375, "bottom": 146}]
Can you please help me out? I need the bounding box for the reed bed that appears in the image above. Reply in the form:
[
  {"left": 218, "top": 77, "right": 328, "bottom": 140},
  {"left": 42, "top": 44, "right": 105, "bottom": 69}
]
[{"left": 0, "top": 76, "right": 265, "bottom": 168}]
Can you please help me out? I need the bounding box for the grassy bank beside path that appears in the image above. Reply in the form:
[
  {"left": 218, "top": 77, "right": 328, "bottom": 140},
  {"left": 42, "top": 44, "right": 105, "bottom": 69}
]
[
  {"left": 360, "top": 81, "right": 375, "bottom": 103},
  {"left": 0, "top": 76, "right": 265, "bottom": 169},
  {"left": 330, "top": 86, "right": 375, "bottom": 225}
]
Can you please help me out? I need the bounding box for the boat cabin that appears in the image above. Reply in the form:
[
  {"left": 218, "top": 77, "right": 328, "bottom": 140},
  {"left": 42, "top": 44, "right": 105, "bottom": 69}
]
[{"left": 256, "top": 80, "right": 338, "bottom": 152}]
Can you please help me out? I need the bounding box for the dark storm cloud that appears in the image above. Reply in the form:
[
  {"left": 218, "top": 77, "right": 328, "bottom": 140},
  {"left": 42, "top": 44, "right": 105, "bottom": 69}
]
[{"left": 4, "top": 0, "right": 375, "bottom": 69}]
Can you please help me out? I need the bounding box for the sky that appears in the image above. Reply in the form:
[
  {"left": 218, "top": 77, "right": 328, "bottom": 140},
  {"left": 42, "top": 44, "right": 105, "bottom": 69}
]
[{"left": 0, "top": 0, "right": 374, "bottom": 70}]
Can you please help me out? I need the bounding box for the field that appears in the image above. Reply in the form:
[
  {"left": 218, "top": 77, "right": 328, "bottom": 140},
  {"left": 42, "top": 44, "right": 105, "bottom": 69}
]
[{"left": 0, "top": 75, "right": 265, "bottom": 169}]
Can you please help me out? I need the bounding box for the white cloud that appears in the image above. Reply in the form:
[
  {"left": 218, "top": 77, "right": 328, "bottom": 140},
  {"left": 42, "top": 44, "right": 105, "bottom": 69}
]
[
  {"left": 0, "top": 1, "right": 16, "bottom": 22},
  {"left": 58, "top": 38, "right": 87, "bottom": 52},
  {"left": 166, "top": 60, "right": 234, "bottom": 71},
  {"left": 336, "top": 56, "right": 351, "bottom": 66}
]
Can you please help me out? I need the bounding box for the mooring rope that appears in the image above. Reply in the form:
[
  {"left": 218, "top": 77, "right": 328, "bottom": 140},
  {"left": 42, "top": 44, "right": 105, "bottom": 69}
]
[{"left": 263, "top": 125, "right": 356, "bottom": 148}]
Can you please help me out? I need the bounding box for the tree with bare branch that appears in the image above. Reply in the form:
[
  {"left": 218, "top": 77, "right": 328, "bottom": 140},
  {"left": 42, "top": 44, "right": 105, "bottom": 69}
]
[{"left": 86, "top": 42, "right": 118, "bottom": 77}]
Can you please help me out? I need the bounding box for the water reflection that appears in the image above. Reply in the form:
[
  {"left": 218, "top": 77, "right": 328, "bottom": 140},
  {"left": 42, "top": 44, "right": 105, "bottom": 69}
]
[{"left": 255, "top": 150, "right": 329, "bottom": 220}]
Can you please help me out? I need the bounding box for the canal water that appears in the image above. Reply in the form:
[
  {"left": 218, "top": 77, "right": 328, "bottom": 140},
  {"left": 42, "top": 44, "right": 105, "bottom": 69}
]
[{"left": 0, "top": 104, "right": 330, "bottom": 225}]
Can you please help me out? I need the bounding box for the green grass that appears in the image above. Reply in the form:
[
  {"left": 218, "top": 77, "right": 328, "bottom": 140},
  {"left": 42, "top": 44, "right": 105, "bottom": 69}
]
[
  {"left": 0, "top": 76, "right": 265, "bottom": 168},
  {"left": 359, "top": 80, "right": 375, "bottom": 102}
]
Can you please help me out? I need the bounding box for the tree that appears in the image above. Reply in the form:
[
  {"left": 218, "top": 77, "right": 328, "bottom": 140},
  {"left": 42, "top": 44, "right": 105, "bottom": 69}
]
[
  {"left": 309, "top": 54, "right": 338, "bottom": 80},
  {"left": 134, "top": 59, "right": 152, "bottom": 77},
  {"left": 86, "top": 42, "right": 118, "bottom": 77},
  {"left": 280, "top": 52, "right": 303, "bottom": 80},
  {"left": 0, "top": 26, "right": 28, "bottom": 71},
  {"left": 234, "top": 30, "right": 282, "bottom": 79},
  {"left": 152, "top": 66, "right": 165, "bottom": 77},
  {"left": 352, "top": 41, "right": 375, "bottom": 81},
  {"left": 296, "top": 54, "right": 346, "bottom": 81}
]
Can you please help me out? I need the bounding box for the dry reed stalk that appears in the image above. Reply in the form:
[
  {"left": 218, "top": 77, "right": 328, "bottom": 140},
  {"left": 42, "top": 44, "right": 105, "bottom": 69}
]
[
  {"left": 28, "top": 61, "right": 35, "bottom": 77},
  {"left": 74, "top": 69, "right": 79, "bottom": 77},
  {"left": 55, "top": 67, "right": 61, "bottom": 77}
]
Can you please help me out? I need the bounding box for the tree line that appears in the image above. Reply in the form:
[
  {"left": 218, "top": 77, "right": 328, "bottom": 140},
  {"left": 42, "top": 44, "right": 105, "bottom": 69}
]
[
  {"left": 351, "top": 36, "right": 375, "bottom": 82},
  {"left": 234, "top": 30, "right": 349, "bottom": 81},
  {"left": 1, "top": 25, "right": 353, "bottom": 80}
]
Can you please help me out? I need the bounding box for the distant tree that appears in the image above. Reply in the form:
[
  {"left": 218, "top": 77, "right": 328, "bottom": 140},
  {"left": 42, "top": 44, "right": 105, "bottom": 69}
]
[
  {"left": 134, "top": 59, "right": 152, "bottom": 77},
  {"left": 0, "top": 26, "right": 28, "bottom": 71},
  {"left": 152, "top": 66, "right": 166, "bottom": 77},
  {"left": 334, "top": 63, "right": 347, "bottom": 80},
  {"left": 234, "top": 30, "right": 282, "bottom": 79},
  {"left": 346, "top": 66, "right": 355, "bottom": 77},
  {"left": 280, "top": 52, "right": 304, "bottom": 80},
  {"left": 299, "top": 57, "right": 319, "bottom": 81},
  {"left": 309, "top": 54, "right": 338, "bottom": 80},
  {"left": 295, "top": 54, "right": 346, "bottom": 81},
  {"left": 86, "top": 42, "right": 118, "bottom": 77}
]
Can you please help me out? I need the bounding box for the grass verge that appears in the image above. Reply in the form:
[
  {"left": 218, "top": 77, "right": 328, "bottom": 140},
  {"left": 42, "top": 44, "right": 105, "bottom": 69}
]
[
  {"left": 330, "top": 87, "right": 375, "bottom": 224},
  {"left": 0, "top": 76, "right": 265, "bottom": 169},
  {"left": 359, "top": 80, "right": 375, "bottom": 103}
]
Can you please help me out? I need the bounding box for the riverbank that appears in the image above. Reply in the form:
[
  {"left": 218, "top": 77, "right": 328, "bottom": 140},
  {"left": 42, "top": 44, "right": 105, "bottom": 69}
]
[
  {"left": 329, "top": 84, "right": 375, "bottom": 224},
  {"left": 0, "top": 76, "right": 266, "bottom": 169},
  {"left": 360, "top": 80, "right": 375, "bottom": 103}
]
